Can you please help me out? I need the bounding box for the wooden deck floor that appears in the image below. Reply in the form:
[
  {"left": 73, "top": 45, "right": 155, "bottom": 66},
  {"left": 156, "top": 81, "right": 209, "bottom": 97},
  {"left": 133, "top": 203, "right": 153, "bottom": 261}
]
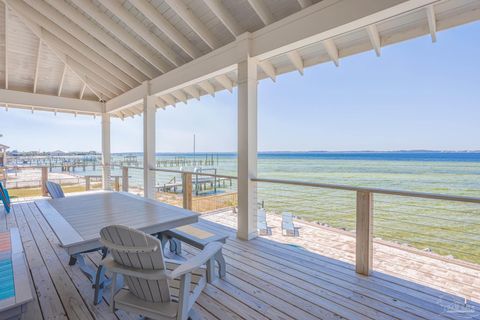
[{"left": 1, "top": 201, "right": 480, "bottom": 320}]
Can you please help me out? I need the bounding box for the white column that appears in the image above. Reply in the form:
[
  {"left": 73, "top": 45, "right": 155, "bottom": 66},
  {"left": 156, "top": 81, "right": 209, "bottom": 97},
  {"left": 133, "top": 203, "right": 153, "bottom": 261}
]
[
  {"left": 143, "top": 95, "right": 156, "bottom": 199},
  {"left": 101, "top": 112, "right": 111, "bottom": 190},
  {"left": 237, "top": 57, "right": 258, "bottom": 240}
]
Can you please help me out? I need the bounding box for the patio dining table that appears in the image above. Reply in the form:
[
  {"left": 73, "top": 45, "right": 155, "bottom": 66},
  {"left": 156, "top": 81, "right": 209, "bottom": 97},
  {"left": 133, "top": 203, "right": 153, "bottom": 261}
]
[{"left": 35, "top": 191, "right": 199, "bottom": 304}]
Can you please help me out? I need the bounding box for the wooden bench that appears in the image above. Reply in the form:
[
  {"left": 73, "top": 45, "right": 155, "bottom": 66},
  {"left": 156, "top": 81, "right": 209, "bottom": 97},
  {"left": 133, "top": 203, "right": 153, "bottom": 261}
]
[{"left": 160, "top": 223, "right": 228, "bottom": 281}]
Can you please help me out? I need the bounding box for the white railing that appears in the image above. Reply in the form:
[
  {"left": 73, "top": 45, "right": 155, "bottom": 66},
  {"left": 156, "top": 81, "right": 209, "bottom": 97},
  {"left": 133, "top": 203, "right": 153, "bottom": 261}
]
[
  {"left": 95, "top": 166, "right": 480, "bottom": 276},
  {"left": 252, "top": 177, "right": 480, "bottom": 275}
]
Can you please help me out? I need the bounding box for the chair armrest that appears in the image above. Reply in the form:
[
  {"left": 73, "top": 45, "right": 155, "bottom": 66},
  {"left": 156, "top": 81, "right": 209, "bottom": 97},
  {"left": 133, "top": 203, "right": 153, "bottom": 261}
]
[
  {"left": 169, "top": 242, "right": 223, "bottom": 279},
  {"left": 101, "top": 257, "right": 172, "bottom": 281}
]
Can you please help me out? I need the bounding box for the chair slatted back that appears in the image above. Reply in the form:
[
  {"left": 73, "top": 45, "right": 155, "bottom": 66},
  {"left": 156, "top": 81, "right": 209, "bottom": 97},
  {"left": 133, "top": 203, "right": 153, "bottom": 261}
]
[
  {"left": 100, "top": 225, "right": 171, "bottom": 303},
  {"left": 0, "top": 181, "right": 11, "bottom": 213},
  {"left": 45, "top": 181, "right": 65, "bottom": 199},
  {"left": 282, "top": 212, "right": 294, "bottom": 230},
  {"left": 257, "top": 208, "right": 267, "bottom": 230}
]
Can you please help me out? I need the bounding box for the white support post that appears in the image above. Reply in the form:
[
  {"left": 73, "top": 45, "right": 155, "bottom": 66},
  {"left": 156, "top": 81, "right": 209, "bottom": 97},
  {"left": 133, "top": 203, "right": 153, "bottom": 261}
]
[
  {"left": 143, "top": 94, "right": 156, "bottom": 199},
  {"left": 237, "top": 56, "right": 258, "bottom": 240},
  {"left": 101, "top": 112, "right": 111, "bottom": 190}
]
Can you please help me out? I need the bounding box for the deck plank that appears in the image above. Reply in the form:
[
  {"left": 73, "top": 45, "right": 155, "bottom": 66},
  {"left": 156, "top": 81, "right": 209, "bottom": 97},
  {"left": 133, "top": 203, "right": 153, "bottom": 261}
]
[
  {"left": 25, "top": 202, "right": 128, "bottom": 320},
  {"left": 7, "top": 202, "right": 480, "bottom": 320},
  {"left": 18, "top": 203, "right": 94, "bottom": 320},
  {"left": 12, "top": 204, "right": 68, "bottom": 319}
]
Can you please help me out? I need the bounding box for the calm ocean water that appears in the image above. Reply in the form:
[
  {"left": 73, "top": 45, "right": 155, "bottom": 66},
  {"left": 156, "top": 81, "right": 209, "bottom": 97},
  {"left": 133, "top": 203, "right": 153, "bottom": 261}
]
[
  {"left": 133, "top": 152, "right": 480, "bottom": 196},
  {"left": 90, "top": 152, "right": 480, "bottom": 262}
]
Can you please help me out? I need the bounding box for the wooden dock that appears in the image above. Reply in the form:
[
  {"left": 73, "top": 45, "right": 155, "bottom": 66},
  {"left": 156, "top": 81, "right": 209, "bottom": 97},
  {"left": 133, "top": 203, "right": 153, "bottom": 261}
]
[{"left": 1, "top": 201, "right": 479, "bottom": 319}]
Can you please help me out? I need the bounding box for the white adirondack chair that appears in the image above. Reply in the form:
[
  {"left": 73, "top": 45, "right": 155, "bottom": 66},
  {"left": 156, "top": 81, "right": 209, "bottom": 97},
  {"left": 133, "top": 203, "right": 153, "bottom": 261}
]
[
  {"left": 257, "top": 208, "right": 273, "bottom": 235},
  {"left": 100, "top": 225, "right": 223, "bottom": 320},
  {"left": 282, "top": 212, "right": 300, "bottom": 237}
]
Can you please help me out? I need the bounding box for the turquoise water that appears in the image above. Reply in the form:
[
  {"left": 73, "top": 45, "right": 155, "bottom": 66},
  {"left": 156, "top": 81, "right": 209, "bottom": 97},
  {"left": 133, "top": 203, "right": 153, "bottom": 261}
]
[{"left": 85, "top": 151, "right": 480, "bottom": 263}]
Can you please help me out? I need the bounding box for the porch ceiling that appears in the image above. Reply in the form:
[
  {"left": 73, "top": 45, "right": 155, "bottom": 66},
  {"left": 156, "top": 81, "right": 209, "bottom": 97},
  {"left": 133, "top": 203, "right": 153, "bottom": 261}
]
[{"left": 0, "top": 0, "right": 478, "bottom": 118}]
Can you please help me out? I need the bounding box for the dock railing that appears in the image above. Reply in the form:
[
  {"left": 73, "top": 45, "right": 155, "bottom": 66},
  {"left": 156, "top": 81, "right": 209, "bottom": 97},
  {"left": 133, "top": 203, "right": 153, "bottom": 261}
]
[
  {"left": 119, "top": 167, "right": 480, "bottom": 276},
  {"left": 252, "top": 177, "right": 480, "bottom": 275}
]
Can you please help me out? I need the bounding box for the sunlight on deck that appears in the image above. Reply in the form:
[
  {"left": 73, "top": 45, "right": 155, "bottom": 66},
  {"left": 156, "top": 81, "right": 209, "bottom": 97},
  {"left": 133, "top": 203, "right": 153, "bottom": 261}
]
[{"left": 1, "top": 201, "right": 479, "bottom": 320}]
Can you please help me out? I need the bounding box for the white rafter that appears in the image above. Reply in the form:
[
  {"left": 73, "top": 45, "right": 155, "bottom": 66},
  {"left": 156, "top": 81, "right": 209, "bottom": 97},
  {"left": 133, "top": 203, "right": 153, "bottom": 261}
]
[
  {"left": 99, "top": 0, "right": 181, "bottom": 67},
  {"left": 130, "top": 0, "right": 200, "bottom": 60},
  {"left": 155, "top": 97, "right": 166, "bottom": 110},
  {"left": 71, "top": 0, "right": 170, "bottom": 74},
  {"left": 297, "top": 0, "right": 312, "bottom": 9},
  {"left": 258, "top": 60, "right": 276, "bottom": 82},
  {"left": 13, "top": 1, "right": 132, "bottom": 93},
  {"left": 215, "top": 74, "right": 233, "bottom": 92},
  {"left": 426, "top": 5, "right": 437, "bottom": 43},
  {"left": 171, "top": 90, "right": 188, "bottom": 104},
  {"left": 323, "top": 39, "right": 339, "bottom": 67},
  {"left": 7, "top": 0, "right": 106, "bottom": 100},
  {"left": 42, "top": 31, "right": 125, "bottom": 94},
  {"left": 46, "top": 0, "right": 153, "bottom": 80},
  {"left": 203, "top": 0, "right": 241, "bottom": 37},
  {"left": 247, "top": 0, "right": 273, "bottom": 26},
  {"left": 24, "top": 0, "right": 137, "bottom": 89},
  {"left": 164, "top": 0, "right": 220, "bottom": 50},
  {"left": 79, "top": 83, "right": 86, "bottom": 100},
  {"left": 160, "top": 94, "right": 176, "bottom": 106},
  {"left": 198, "top": 80, "right": 215, "bottom": 97},
  {"left": 33, "top": 40, "right": 42, "bottom": 93},
  {"left": 183, "top": 86, "right": 200, "bottom": 101},
  {"left": 58, "top": 64, "right": 67, "bottom": 96},
  {"left": 286, "top": 50, "right": 304, "bottom": 75},
  {"left": 366, "top": 25, "right": 381, "bottom": 57}
]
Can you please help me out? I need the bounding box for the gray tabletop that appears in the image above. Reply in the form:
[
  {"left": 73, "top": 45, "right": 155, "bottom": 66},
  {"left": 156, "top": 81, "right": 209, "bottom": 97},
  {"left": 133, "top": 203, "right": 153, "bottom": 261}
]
[{"left": 35, "top": 192, "right": 199, "bottom": 255}]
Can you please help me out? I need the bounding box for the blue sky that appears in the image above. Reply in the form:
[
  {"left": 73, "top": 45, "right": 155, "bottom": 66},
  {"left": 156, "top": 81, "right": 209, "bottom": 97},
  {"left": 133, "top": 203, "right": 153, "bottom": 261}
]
[{"left": 1, "top": 21, "right": 479, "bottom": 153}]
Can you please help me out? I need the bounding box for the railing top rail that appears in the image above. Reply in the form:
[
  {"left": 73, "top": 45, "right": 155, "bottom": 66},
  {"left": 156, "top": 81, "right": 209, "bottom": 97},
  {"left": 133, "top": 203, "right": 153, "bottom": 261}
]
[{"left": 252, "top": 177, "right": 480, "bottom": 204}]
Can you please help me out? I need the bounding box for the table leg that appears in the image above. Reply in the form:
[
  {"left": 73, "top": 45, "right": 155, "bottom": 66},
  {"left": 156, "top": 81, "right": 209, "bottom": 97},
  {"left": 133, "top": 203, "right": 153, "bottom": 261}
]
[
  {"left": 93, "top": 248, "right": 110, "bottom": 305},
  {"left": 215, "top": 250, "right": 227, "bottom": 279}
]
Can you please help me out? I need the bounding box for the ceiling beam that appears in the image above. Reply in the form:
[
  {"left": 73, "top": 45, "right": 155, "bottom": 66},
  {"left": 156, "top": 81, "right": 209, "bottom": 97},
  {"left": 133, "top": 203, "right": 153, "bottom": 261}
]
[
  {"left": 322, "top": 38, "right": 339, "bottom": 67},
  {"left": 99, "top": 0, "right": 182, "bottom": 67},
  {"left": 58, "top": 64, "right": 67, "bottom": 96},
  {"left": 7, "top": 0, "right": 107, "bottom": 100},
  {"left": 258, "top": 60, "right": 276, "bottom": 82},
  {"left": 46, "top": 0, "right": 153, "bottom": 80},
  {"left": 252, "top": 0, "right": 439, "bottom": 60},
  {"left": 13, "top": 1, "right": 132, "bottom": 93},
  {"left": 297, "top": 0, "right": 312, "bottom": 9},
  {"left": 130, "top": 0, "right": 201, "bottom": 60},
  {"left": 164, "top": 0, "right": 220, "bottom": 50},
  {"left": 286, "top": 50, "right": 304, "bottom": 75},
  {"left": 33, "top": 40, "right": 42, "bottom": 93},
  {"left": 0, "top": 89, "right": 103, "bottom": 113},
  {"left": 71, "top": 0, "right": 170, "bottom": 74},
  {"left": 247, "top": 0, "right": 274, "bottom": 26},
  {"left": 38, "top": 32, "right": 121, "bottom": 96},
  {"left": 24, "top": 0, "right": 138, "bottom": 89},
  {"left": 426, "top": 5, "right": 437, "bottom": 43},
  {"left": 203, "top": 0, "right": 242, "bottom": 37},
  {"left": 41, "top": 31, "right": 125, "bottom": 94},
  {"left": 108, "top": 0, "right": 448, "bottom": 111},
  {"left": 366, "top": 24, "right": 381, "bottom": 57}
]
